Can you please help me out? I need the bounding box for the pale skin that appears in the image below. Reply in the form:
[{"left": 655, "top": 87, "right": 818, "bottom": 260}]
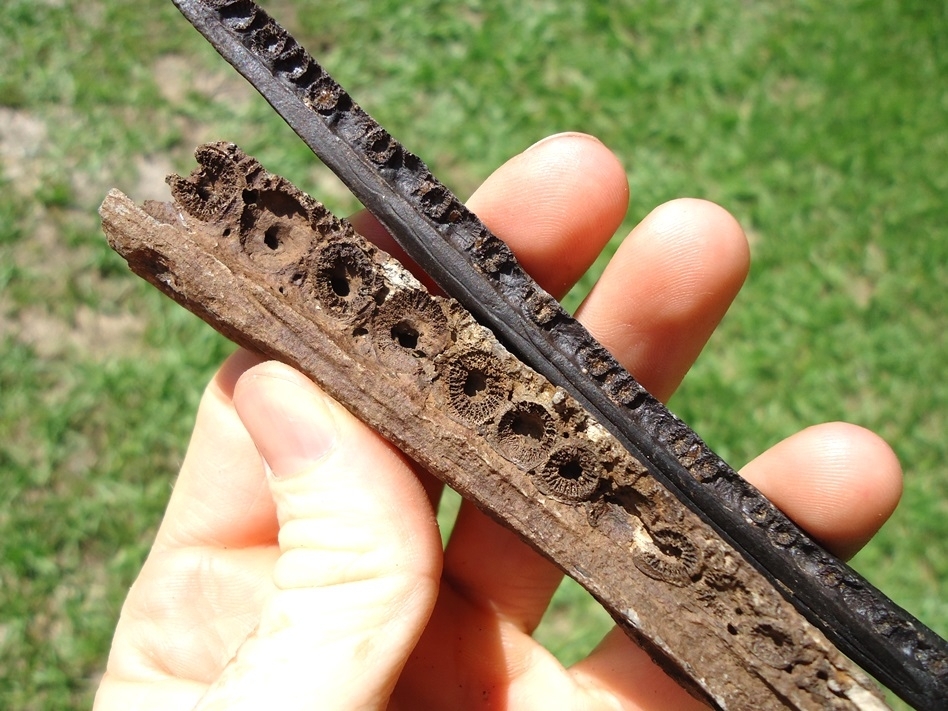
[{"left": 95, "top": 133, "right": 903, "bottom": 710}]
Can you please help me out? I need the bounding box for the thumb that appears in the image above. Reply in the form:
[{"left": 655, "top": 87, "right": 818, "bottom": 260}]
[{"left": 196, "top": 361, "right": 442, "bottom": 711}]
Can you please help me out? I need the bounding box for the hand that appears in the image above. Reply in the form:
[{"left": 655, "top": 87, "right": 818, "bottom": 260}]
[{"left": 94, "top": 133, "right": 902, "bottom": 710}]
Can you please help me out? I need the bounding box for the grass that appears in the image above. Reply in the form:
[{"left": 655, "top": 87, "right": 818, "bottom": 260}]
[{"left": 1, "top": 0, "right": 944, "bottom": 707}]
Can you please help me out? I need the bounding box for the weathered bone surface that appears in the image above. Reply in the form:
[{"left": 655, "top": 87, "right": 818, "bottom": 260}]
[{"left": 100, "top": 142, "right": 888, "bottom": 710}]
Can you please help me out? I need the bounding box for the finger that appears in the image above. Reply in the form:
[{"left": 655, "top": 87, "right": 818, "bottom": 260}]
[
  {"left": 194, "top": 361, "right": 442, "bottom": 710},
  {"left": 575, "top": 197, "right": 750, "bottom": 401},
  {"left": 350, "top": 132, "right": 630, "bottom": 299},
  {"left": 570, "top": 628, "right": 710, "bottom": 711},
  {"left": 465, "top": 132, "right": 629, "bottom": 297},
  {"left": 740, "top": 422, "right": 903, "bottom": 559},
  {"left": 153, "top": 348, "right": 277, "bottom": 552},
  {"left": 443, "top": 504, "right": 563, "bottom": 632}
]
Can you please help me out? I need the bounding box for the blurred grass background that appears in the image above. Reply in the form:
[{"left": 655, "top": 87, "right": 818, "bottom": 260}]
[{"left": 0, "top": 0, "right": 944, "bottom": 708}]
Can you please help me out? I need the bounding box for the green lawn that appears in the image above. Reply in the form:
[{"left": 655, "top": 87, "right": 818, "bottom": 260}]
[{"left": 1, "top": 0, "right": 945, "bottom": 708}]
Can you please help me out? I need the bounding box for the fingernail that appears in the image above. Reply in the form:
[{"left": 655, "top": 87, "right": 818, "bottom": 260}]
[
  {"left": 237, "top": 373, "right": 338, "bottom": 478},
  {"left": 525, "top": 131, "right": 602, "bottom": 152}
]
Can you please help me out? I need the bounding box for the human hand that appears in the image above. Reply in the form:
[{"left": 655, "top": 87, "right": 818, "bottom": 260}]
[{"left": 94, "top": 133, "right": 902, "bottom": 710}]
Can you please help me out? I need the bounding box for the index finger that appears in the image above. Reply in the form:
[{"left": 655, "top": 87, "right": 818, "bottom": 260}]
[{"left": 350, "top": 132, "right": 630, "bottom": 299}]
